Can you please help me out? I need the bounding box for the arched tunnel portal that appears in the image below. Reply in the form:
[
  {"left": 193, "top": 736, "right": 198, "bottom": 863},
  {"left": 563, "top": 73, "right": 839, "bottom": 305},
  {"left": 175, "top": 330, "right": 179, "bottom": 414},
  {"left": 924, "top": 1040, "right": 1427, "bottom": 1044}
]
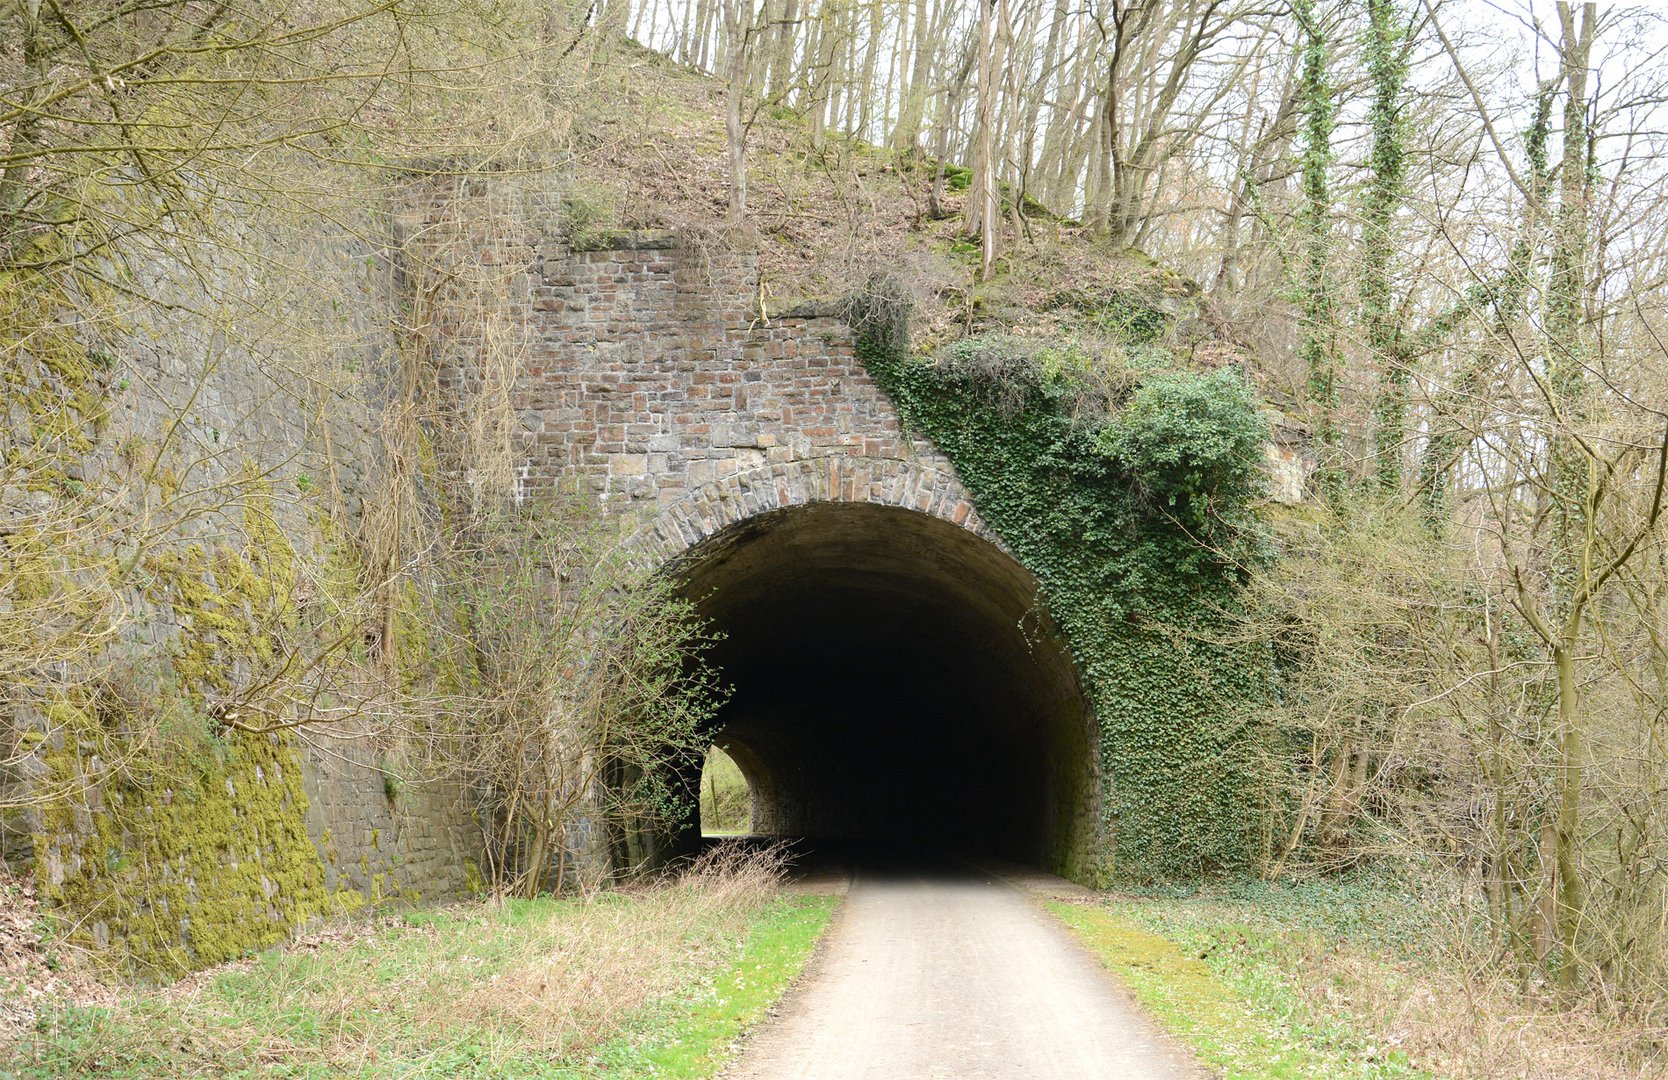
[{"left": 667, "top": 501, "right": 1099, "bottom": 876}]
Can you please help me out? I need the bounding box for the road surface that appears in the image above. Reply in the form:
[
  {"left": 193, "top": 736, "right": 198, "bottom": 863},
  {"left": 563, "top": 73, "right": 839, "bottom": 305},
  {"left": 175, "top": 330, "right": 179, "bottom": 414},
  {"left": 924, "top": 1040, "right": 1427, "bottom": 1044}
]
[{"left": 725, "top": 856, "right": 1201, "bottom": 1079}]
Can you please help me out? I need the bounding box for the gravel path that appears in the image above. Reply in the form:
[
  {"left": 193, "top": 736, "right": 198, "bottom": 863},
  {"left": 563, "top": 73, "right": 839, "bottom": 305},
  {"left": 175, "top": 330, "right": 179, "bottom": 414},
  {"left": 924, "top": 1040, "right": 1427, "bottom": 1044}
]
[{"left": 725, "top": 857, "right": 1201, "bottom": 1079}]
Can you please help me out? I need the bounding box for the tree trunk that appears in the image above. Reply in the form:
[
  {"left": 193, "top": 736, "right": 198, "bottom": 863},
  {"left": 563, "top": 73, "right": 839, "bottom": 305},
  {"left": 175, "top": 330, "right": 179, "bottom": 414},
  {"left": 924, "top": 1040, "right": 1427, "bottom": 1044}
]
[
  {"left": 765, "top": 0, "right": 799, "bottom": 96},
  {"left": 1545, "top": 1, "right": 1595, "bottom": 991},
  {"left": 966, "top": 0, "right": 1000, "bottom": 278},
  {"left": 927, "top": 40, "right": 974, "bottom": 218},
  {"left": 1552, "top": 639, "right": 1586, "bottom": 985},
  {"left": 1364, "top": 0, "right": 1410, "bottom": 493},
  {"left": 725, "top": 0, "right": 750, "bottom": 222},
  {"left": 892, "top": 0, "right": 937, "bottom": 151}
]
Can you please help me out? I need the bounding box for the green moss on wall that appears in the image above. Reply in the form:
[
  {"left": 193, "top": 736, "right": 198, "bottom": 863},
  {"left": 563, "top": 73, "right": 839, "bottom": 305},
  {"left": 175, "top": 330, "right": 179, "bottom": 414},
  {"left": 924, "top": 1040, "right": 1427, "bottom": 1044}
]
[
  {"left": 855, "top": 289, "right": 1274, "bottom": 882},
  {"left": 34, "top": 691, "right": 339, "bottom": 979},
  {"left": 142, "top": 472, "right": 299, "bottom": 699},
  {"left": 5, "top": 240, "right": 469, "bottom": 980},
  {"left": 0, "top": 259, "right": 116, "bottom": 492},
  {"left": 21, "top": 472, "right": 366, "bottom": 977}
]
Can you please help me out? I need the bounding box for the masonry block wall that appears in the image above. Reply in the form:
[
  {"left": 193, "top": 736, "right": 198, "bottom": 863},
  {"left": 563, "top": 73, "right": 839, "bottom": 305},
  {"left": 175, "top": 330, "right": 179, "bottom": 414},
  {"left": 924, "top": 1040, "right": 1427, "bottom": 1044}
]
[
  {"left": 491, "top": 235, "right": 970, "bottom": 521},
  {"left": 8, "top": 212, "right": 482, "bottom": 974},
  {"left": 301, "top": 731, "right": 478, "bottom": 905}
]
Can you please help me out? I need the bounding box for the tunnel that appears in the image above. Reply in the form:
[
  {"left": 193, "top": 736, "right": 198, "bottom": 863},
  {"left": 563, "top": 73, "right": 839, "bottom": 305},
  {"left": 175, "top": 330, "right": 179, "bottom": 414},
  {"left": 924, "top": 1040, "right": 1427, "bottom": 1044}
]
[{"left": 668, "top": 501, "right": 1099, "bottom": 876}]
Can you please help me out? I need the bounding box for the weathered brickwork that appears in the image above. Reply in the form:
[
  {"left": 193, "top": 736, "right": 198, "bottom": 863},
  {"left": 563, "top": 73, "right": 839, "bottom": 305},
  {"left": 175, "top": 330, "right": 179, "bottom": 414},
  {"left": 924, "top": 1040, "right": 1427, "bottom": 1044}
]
[
  {"left": 8, "top": 213, "right": 484, "bottom": 973},
  {"left": 481, "top": 234, "right": 992, "bottom": 550},
  {"left": 634, "top": 454, "right": 994, "bottom": 562},
  {"left": 300, "top": 731, "right": 478, "bottom": 905}
]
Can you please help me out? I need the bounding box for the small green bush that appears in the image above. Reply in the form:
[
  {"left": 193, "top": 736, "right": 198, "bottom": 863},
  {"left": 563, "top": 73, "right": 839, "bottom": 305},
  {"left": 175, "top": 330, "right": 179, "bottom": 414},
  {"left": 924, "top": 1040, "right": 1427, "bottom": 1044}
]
[{"left": 1098, "top": 367, "right": 1268, "bottom": 521}]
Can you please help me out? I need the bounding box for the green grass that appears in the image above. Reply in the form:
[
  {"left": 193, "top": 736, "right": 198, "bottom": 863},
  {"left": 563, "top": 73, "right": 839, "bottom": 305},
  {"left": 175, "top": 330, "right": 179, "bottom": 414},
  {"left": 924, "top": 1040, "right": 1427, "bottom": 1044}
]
[
  {"left": 578, "top": 894, "right": 837, "bottom": 1077},
  {"left": 1049, "top": 879, "right": 1437, "bottom": 1079},
  {"left": 11, "top": 886, "right": 839, "bottom": 1078}
]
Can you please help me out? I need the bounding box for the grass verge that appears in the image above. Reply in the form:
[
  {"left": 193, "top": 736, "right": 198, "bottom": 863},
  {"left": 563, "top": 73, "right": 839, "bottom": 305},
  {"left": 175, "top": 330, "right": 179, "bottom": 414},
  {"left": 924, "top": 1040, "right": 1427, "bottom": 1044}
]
[
  {"left": 1050, "top": 873, "right": 1662, "bottom": 1079},
  {"left": 579, "top": 891, "right": 836, "bottom": 1077},
  {"left": 7, "top": 845, "right": 838, "bottom": 1078},
  {"left": 1050, "top": 896, "right": 1427, "bottom": 1079}
]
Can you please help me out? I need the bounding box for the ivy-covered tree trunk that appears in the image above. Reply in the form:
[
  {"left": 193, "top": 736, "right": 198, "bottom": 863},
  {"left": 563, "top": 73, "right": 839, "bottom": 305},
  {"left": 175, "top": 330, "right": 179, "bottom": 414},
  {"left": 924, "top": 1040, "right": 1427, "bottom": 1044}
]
[
  {"left": 1545, "top": 0, "right": 1596, "bottom": 992},
  {"left": 1414, "top": 88, "right": 1552, "bottom": 526},
  {"left": 1364, "top": 0, "right": 1409, "bottom": 494},
  {"left": 1295, "top": 0, "right": 1344, "bottom": 505}
]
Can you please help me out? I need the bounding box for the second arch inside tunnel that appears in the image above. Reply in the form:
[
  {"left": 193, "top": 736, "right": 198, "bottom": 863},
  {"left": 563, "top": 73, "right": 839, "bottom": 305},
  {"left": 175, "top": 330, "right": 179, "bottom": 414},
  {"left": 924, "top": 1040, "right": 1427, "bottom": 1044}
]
[{"left": 670, "top": 500, "right": 1099, "bottom": 875}]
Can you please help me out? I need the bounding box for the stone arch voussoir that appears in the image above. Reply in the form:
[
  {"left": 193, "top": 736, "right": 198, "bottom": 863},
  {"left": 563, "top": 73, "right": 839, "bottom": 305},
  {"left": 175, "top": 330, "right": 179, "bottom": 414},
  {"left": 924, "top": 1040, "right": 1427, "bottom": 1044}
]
[{"left": 627, "top": 455, "right": 999, "bottom": 565}]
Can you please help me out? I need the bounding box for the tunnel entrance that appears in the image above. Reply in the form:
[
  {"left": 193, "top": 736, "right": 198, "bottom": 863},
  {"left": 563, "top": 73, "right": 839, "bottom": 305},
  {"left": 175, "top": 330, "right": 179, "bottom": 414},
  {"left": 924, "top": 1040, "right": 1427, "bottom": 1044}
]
[{"left": 674, "top": 501, "right": 1098, "bottom": 875}]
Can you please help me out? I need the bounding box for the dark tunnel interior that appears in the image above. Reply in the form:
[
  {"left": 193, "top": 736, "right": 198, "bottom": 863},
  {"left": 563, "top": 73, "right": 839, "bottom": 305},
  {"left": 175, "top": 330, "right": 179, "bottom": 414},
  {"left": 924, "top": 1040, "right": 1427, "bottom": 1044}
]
[{"left": 669, "top": 502, "right": 1098, "bottom": 875}]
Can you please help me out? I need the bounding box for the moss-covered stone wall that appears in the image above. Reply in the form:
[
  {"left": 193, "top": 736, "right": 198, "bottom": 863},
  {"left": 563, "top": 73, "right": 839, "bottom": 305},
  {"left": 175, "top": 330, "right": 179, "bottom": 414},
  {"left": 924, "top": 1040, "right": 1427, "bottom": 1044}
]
[
  {"left": 3, "top": 222, "right": 481, "bottom": 979},
  {"left": 34, "top": 700, "right": 336, "bottom": 977}
]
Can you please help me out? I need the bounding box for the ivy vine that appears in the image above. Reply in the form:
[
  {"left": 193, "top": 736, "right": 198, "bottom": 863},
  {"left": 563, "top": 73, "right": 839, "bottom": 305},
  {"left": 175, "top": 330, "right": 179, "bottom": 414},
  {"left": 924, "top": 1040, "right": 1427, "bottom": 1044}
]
[{"left": 853, "top": 287, "right": 1274, "bottom": 881}]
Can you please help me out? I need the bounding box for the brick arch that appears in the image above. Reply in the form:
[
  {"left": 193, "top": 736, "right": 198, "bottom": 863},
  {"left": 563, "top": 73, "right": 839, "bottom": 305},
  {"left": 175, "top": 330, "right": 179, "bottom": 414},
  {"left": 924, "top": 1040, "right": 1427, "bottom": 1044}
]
[
  {"left": 628, "top": 454, "right": 1001, "bottom": 563},
  {"left": 634, "top": 453, "right": 1102, "bottom": 880}
]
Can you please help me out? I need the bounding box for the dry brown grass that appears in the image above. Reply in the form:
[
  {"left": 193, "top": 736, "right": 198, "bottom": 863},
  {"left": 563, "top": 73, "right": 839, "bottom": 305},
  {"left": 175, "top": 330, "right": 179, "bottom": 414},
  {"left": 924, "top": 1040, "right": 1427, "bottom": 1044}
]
[
  {"left": 10, "top": 841, "right": 795, "bottom": 1075},
  {"left": 450, "top": 842, "right": 789, "bottom": 1058},
  {"left": 1301, "top": 945, "right": 1668, "bottom": 1079}
]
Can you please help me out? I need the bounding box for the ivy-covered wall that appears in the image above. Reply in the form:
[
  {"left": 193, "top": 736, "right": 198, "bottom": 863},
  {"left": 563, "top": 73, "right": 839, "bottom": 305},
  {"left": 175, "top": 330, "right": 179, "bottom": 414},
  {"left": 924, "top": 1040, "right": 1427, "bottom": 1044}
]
[{"left": 854, "top": 295, "right": 1275, "bottom": 882}]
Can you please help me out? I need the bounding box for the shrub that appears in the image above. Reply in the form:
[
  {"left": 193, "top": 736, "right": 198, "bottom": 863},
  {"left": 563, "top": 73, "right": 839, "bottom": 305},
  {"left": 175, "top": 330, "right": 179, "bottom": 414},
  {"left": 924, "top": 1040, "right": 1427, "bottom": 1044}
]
[{"left": 1098, "top": 367, "right": 1268, "bottom": 521}]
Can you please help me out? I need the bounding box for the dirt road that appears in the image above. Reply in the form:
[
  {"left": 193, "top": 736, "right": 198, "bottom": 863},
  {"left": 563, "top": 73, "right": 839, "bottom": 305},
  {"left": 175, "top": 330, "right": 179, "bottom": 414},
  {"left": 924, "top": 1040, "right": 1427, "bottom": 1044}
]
[{"left": 725, "top": 857, "right": 1200, "bottom": 1079}]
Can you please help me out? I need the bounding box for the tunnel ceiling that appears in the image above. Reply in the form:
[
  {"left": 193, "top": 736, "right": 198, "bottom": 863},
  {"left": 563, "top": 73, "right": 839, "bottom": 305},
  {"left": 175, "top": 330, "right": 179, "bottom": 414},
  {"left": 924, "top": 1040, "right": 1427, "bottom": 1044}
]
[{"left": 673, "top": 501, "right": 1097, "bottom": 870}]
